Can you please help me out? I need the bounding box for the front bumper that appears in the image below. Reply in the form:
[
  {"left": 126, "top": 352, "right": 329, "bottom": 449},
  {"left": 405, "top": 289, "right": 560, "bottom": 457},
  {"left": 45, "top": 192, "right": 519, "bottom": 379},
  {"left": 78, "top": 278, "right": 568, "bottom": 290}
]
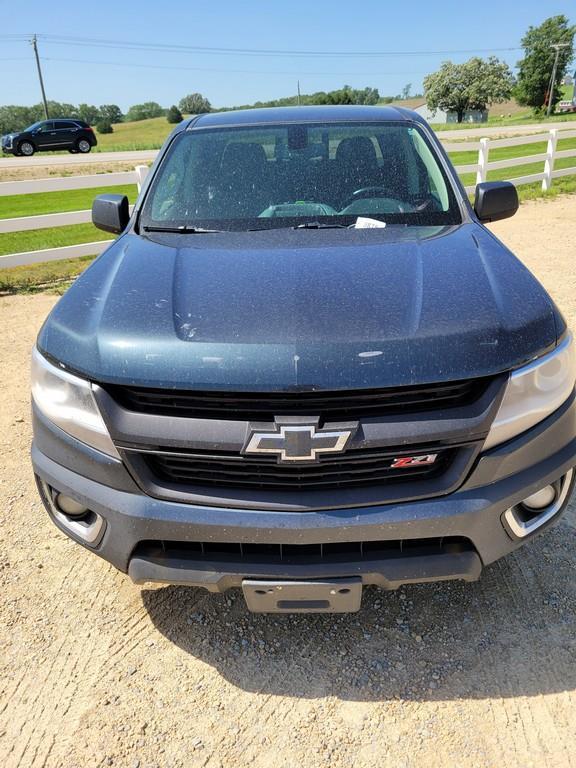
[{"left": 32, "top": 393, "right": 576, "bottom": 591}]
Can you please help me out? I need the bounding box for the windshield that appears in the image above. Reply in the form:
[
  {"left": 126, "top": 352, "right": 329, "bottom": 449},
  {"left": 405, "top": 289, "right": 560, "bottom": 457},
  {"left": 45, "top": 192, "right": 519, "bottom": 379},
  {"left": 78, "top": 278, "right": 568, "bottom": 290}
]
[{"left": 140, "top": 121, "right": 462, "bottom": 231}]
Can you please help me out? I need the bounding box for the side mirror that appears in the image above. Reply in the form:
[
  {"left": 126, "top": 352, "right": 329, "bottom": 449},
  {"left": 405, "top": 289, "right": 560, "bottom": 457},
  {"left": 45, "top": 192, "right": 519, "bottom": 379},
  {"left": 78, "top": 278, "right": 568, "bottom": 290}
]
[
  {"left": 474, "top": 181, "right": 518, "bottom": 223},
  {"left": 92, "top": 194, "right": 130, "bottom": 234}
]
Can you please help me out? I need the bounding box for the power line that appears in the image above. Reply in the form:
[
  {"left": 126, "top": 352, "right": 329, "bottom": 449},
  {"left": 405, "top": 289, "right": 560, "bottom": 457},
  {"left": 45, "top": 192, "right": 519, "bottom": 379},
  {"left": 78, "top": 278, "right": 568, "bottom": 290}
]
[
  {"left": 31, "top": 33, "right": 525, "bottom": 58},
  {"left": 39, "top": 55, "right": 428, "bottom": 78}
]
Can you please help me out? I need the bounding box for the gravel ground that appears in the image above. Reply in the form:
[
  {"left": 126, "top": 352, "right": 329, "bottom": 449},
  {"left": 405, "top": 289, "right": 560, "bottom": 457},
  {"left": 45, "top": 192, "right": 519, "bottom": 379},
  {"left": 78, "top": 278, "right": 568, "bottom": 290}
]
[{"left": 1, "top": 196, "right": 576, "bottom": 768}]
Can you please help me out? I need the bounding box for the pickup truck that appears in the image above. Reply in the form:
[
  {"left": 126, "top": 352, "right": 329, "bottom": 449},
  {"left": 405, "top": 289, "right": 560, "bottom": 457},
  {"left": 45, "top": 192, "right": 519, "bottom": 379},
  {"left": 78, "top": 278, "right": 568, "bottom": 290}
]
[{"left": 32, "top": 106, "right": 576, "bottom": 613}]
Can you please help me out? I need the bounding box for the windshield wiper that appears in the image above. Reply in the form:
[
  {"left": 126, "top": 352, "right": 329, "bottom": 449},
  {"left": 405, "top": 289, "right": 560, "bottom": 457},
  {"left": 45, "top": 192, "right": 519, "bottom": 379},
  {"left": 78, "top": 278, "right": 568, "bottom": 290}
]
[
  {"left": 142, "top": 225, "right": 222, "bottom": 233},
  {"left": 294, "top": 221, "right": 349, "bottom": 229}
]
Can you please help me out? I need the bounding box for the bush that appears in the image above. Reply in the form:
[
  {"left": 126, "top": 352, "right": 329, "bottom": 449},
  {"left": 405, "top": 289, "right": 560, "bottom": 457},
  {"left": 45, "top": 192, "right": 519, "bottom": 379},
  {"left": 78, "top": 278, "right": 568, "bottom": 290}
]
[
  {"left": 125, "top": 102, "right": 165, "bottom": 121},
  {"left": 166, "top": 105, "right": 183, "bottom": 124},
  {"left": 178, "top": 93, "right": 212, "bottom": 114},
  {"left": 96, "top": 120, "right": 113, "bottom": 134}
]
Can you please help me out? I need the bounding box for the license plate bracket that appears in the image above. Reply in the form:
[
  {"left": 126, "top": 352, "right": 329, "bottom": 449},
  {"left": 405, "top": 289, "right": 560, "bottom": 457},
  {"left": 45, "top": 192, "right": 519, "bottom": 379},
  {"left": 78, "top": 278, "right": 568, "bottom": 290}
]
[{"left": 242, "top": 577, "right": 362, "bottom": 613}]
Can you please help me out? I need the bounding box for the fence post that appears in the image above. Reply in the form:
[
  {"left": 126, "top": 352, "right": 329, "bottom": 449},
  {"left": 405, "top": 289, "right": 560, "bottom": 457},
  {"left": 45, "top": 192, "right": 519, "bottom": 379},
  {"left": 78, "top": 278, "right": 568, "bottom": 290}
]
[
  {"left": 476, "top": 138, "right": 490, "bottom": 185},
  {"left": 542, "top": 129, "right": 558, "bottom": 192},
  {"left": 135, "top": 164, "right": 149, "bottom": 193}
]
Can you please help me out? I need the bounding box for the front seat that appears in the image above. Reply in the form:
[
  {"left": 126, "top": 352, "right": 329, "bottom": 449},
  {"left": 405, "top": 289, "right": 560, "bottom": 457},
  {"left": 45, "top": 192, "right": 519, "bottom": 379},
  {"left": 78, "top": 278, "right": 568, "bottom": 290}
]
[
  {"left": 335, "top": 136, "right": 379, "bottom": 200},
  {"left": 217, "top": 142, "right": 269, "bottom": 218}
]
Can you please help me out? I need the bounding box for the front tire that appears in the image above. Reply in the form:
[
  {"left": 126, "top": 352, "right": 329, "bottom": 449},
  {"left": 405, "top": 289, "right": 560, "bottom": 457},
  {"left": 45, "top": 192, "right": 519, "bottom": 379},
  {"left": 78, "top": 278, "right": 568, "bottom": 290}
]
[
  {"left": 76, "top": 138, "right": 91, "bottom": 154},
  {"left": 18, "top": 140, "right": 35, "bottom": 156}
]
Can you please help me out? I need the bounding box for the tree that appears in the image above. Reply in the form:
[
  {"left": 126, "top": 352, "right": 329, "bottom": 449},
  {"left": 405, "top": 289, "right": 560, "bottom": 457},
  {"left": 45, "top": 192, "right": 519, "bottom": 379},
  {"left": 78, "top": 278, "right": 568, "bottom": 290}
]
[
  {"left": 515, "top": 15, "right": 575, "bottom": 113},
  {"left": 401, "top": 83, "right": 412, "bottom": 100},
  {"left": 99, "top": 104, "right": 123, "bottom": 124},
  {"left": 0, "top": 105, "right": 38, "bottom": 134},
  {"left": 96, "top": 120, "right": 113, "bottom": 134},
  {"left": 166, "top": 105, "right": 183, "bottom": 124},
  {"left": 78, "top": 104, "right": 100, "bottom": 125},
  {"left": 178, "top": 93, "right": 211, "bottom": 114},
  {"left": 424, "top": 57, "right": 514, "bottom": 122},
  {"left": 125, "top": 102, "right": 165, "bottom": 121}
]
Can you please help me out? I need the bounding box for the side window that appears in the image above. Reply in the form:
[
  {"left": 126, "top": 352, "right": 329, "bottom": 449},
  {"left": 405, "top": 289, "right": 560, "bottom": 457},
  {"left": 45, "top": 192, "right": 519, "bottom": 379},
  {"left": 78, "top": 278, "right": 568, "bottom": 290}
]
[
  {"left": 37, "top": 122, "right": 54, "bottom": 132},
  {"left": 150, "top": 139, "right": 190, "bottom": 220},
  {"left": 409, "top": 129, "right": 450, "bottom": 210},
  {"left": 58, "top": 121, "right": 77, "bottom": 130}
]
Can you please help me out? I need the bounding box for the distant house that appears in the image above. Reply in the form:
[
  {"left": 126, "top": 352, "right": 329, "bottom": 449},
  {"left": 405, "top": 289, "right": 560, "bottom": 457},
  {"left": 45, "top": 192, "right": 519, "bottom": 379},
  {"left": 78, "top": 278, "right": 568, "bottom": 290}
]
[{"left": 412, "top": 103, "right": 488, "bottom": 124}]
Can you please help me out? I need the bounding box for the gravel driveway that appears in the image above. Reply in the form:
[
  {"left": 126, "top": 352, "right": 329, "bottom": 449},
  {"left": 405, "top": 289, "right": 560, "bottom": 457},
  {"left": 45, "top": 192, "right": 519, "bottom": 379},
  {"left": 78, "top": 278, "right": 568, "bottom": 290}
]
[{"left": 1, "top": 197, "right": 575, "bottom": 768}]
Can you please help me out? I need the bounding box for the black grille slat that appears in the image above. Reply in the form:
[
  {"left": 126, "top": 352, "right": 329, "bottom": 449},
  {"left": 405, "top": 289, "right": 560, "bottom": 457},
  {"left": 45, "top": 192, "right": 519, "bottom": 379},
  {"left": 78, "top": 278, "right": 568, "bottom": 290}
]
[
  {"left": 107, "top": 378, "right": 488, "bottom": 422},
  {"left": 142, "top": 447, "right": 452, "bottom": 491},
  {"left": 136, "top": 536, "right": 474, "bottom": 563}
]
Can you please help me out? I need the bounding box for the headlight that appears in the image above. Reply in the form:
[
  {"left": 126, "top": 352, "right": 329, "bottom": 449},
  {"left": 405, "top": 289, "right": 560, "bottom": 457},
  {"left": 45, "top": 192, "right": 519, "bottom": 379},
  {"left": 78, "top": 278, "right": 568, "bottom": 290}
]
[
  {"left": 31, "top": 347, "right": 120, "bottom": 459},
  {"left": 484, "top": 333, "right": 575, "bottom": 450}
]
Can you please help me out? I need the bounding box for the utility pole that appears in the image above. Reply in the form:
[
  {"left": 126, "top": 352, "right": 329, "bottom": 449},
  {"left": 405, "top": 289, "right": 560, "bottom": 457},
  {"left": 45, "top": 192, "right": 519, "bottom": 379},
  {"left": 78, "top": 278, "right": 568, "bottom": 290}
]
[
  {"left": 546, "top": 43, "right": 570, "bottom": 117},
  {"left": 297, "top": 80, "right": 301, "bottom": 106},
  {"left": 31, "top": 34, "right": 49, "bottom": 119}
]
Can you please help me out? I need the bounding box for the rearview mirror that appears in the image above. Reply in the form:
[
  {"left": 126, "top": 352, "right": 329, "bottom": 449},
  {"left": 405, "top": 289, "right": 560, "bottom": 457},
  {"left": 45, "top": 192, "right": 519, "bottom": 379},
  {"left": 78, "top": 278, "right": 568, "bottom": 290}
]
[
  {"left": 92, "top": 194, "right": 130, "bottom": 234},
  {"left": 474, "top": 181, "right": 518, "bottom": 223}
]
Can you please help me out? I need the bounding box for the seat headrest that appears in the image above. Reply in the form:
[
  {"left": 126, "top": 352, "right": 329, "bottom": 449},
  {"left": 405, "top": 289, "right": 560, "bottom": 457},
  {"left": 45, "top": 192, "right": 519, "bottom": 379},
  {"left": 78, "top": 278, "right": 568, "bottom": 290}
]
[
  {"left": 335, "top": 136, "right": 378, "bottom": 166},
  {"left": 221, "top": 142, "right": 267, "bottom": 171}
]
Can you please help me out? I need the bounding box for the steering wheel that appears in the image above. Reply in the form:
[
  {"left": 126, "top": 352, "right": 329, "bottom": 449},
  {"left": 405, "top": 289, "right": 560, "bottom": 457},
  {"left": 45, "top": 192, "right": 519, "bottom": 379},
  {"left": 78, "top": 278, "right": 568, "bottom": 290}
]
[
  {"left": 342, "top": 186, "right": 407, "bottom": 212},
  {"left": 343, "top": 186, "right": 404, "bottom": 206}
]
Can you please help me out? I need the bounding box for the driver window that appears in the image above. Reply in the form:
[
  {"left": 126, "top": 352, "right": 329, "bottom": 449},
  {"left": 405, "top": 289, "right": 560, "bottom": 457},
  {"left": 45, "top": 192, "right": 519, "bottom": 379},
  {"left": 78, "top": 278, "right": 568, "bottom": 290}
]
[{"left": 409, "top": 128, "right": 449, "bottom": 210}]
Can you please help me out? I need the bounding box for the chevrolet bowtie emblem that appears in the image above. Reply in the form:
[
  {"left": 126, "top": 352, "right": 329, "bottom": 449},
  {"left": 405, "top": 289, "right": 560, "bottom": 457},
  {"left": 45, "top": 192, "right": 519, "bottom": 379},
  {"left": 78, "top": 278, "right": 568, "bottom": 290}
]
[{"left": 243, "top": 422, "right": 356, "bottom": 463}]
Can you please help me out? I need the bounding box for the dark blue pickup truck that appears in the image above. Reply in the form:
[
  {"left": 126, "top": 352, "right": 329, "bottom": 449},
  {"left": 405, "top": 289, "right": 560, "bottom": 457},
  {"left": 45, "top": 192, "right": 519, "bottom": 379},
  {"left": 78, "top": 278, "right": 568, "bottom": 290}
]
[{"left": 31, "top": 106, "right": 575, "bottom": 613}]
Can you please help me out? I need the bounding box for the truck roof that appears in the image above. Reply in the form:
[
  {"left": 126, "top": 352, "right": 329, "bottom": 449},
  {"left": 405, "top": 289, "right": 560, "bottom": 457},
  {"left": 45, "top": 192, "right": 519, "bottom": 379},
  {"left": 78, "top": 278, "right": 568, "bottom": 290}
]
[{"left": 183, "top": 104, "right": 423, "bottom": 130}]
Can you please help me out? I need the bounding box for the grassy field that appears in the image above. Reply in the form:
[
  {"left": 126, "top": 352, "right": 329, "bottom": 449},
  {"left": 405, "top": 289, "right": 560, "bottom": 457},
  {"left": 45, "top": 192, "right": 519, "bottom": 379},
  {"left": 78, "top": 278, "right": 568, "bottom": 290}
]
[
  {"left": 384, "top": 96, "right": 576, "bottom": 129},
  {"left": 92, "top": 116, "right": 187, "bottom": 151},
  {"left": 0, "top": 185, "right": 137, "bottom": 219},
  {"left": 0, "top": 223, "right": 111, "bottom": 257}
]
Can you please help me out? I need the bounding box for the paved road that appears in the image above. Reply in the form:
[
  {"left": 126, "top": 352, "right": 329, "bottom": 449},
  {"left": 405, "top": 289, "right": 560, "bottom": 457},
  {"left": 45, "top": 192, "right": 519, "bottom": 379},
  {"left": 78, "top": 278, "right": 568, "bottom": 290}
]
[
  {"left": 1, "top": 121, "right": 574, "bottom": 170},
  {"left": 0, "top": 149, "right": 158, "bottom": 169}
]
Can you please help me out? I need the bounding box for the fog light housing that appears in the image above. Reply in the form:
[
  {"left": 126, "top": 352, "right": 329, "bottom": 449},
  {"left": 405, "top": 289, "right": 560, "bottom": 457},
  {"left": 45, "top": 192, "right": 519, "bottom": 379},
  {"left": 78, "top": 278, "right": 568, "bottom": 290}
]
[
  {"left": 503, "top": 469, "right": 574, "bottom": 539},
  {"left": 36, "top": 478, "right": 106, "bottom": 547}
]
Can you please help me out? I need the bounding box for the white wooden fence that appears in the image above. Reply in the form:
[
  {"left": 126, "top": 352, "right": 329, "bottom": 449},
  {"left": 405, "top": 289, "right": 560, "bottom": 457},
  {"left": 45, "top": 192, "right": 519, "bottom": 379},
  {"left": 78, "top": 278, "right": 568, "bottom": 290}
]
[
  {"left": 0, "top": 165, "right": 149, "bottom": 268},
  {"left": 444, "top": 127, "right": 576, "bottom": 193},
  {"left": 1, "top": 129, "right": 576, "bottom": 269}
]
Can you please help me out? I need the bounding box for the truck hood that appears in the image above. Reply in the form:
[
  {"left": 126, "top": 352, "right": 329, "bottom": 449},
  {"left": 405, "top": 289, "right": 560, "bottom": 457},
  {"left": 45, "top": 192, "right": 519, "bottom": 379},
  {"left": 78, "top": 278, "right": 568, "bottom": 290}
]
[{"left": 38, "top": 224, "right": 559, "bottom": 390}]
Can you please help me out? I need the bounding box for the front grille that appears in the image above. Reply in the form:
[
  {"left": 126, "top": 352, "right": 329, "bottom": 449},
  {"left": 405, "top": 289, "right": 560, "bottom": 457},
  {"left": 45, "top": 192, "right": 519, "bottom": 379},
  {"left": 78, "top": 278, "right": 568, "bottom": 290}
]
[
  {"left": 134, "top": 536, "right": 474, "bottom": 564},
  {"left": 140, "top": 445, "right": 454, "bottom": 491},
  {"left": 106, "top": 378, "right": 489, "bottom": 422}
]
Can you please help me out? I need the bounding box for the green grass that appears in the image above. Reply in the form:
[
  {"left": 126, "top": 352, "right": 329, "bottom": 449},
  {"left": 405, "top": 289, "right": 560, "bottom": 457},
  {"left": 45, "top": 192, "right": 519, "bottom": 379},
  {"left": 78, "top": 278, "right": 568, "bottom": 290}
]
[
  {"left": 430, "top": 112, "right": 576, "bottom": 131},
  {"left": 0, "top": 254, "right": 94, "bottom": 294},
  {"left": 0, "top": 185, "right": 137, "bottom": 219},
  {"left": 0, "top": 223, "right": 111, "bottom": 257},
  {"left": 93, "top": 115, "right": 185, "bottom": 151},
  {"left": 448, "top": 136, "right": 576, "bottom": 168}
]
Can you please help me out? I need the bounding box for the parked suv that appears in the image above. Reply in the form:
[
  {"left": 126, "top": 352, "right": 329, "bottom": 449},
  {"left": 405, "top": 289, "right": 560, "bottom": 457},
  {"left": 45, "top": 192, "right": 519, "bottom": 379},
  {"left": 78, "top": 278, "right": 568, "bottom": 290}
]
[
  {"left": 32, "top": 106, "right": 576, "bottom": 613},
  {"left": 1, "top": 119, "right": 97, "bottom": 156}
]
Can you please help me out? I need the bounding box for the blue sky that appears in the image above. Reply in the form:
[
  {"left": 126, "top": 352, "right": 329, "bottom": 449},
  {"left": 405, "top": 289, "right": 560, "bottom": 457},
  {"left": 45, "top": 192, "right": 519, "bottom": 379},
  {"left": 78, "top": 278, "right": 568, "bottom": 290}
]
[{"left": 0, "top": 0, "right": 574, "bottom": 110}]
